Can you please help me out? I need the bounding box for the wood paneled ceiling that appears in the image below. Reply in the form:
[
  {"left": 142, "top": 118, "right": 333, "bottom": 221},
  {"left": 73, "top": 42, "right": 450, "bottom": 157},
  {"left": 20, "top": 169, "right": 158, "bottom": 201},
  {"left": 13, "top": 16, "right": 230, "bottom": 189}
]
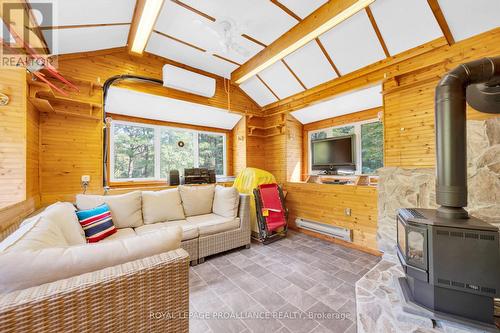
[{"left": 32, "top": 0, "right": 500, "bottom": 108}]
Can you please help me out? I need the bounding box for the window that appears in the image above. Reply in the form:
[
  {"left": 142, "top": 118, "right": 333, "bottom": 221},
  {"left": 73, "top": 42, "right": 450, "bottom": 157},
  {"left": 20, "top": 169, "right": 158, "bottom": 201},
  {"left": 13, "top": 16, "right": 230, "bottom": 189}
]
[
  {"left": 198, "top": 133, "right": 225, "bottom": 175},
  {"left": 110, "top": 121, "right": 226, "bottom": 182},
  {"left": 311, "top": 125, "right": 354, "bottom": 140},
  {"left": 309, "top": 119, "right": 383, "bottom": 175},
  {"left": 361, "top": 121, "right": 383, "bottom": 174},
  {"left": 113, "top": 123, "right": 155, "bottom": 180},
  {"left": 160, "top": 128, "right": 195, "bottom": 179}
]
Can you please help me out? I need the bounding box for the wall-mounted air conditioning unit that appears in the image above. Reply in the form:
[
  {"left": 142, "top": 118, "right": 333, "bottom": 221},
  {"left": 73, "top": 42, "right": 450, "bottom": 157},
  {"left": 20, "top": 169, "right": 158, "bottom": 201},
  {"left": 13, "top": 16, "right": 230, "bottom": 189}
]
[
  {"left": 295, "top": 218, "right": 352, "bottom": 242},
  {"left": 162, "top": 64, "right": 216, "bottom": 98}
]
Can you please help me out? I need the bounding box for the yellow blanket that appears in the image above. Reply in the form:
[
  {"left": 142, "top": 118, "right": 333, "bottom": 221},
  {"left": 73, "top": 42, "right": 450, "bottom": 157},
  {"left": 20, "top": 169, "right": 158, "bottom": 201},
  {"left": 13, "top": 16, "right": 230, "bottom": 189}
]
[{"left": 233, "top": 168, "right": 276, "bottom": 235}]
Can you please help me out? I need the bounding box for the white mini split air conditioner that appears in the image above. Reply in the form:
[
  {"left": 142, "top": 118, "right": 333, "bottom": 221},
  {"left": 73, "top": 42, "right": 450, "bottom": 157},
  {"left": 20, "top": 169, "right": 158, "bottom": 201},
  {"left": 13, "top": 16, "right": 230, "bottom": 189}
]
[
  {"left": 295, "top": 218, "right": 352, "bottom": 242},
  {"left": 162, "top": 64, "right": 216, "bottom": 98}
]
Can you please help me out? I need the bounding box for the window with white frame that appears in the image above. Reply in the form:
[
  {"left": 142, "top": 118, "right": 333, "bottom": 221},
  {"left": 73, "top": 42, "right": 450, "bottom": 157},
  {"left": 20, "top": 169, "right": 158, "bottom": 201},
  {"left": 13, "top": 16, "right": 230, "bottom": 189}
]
[
  {"left": 309, "top": 119, "right": 383, "bottom": 175},
  {"left": 110, "top": 121, "right": 226, "bottom": 182}
]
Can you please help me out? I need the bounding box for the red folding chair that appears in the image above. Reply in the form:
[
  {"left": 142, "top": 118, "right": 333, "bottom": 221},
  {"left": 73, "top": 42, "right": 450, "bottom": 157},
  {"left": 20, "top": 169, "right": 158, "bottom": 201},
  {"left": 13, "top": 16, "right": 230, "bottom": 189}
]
[{"left": 253, "top": 183, "right": 288, "bottom": 244}]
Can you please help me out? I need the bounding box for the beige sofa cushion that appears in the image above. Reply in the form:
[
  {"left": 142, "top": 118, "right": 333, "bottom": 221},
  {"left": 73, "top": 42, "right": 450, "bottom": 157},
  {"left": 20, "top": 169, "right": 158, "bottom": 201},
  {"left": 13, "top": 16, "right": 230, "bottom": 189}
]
[
  {"left": 213, "top": 186, "right": 239, "bottom": 218},
  {"left": 1, "top": 216, "right": 68, "bottom": 253},
  {"left": 43, "top": 202, "right": 86, "bottom": 245},
  {"left": 0, "top": 226, "right": 182, "bottom": 293},
  {"left": 135, "top": 220, "right": 198, "bottom": 241},
  {"left": 76, "top": 191, "right": 143, "bottom": 228},
  {"left": 179, "top": 185, "right": 215, "bottom": 217},
  {"left": 100, "top": 228, "right": 136, "bottom": 242},
  {"left": 1, "top": 202, "right": 86, "bottom": 253},
  {"left": 142, "top": 189, "right": 185, "bottom": 224},
  {"left": 186, "top": 214, "right": 240, "bottom": 236}
]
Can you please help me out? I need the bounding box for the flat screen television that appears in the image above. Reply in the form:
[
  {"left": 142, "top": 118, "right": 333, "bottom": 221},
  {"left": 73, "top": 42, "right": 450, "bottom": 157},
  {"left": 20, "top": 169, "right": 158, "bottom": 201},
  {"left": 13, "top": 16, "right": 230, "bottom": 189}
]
[{"left": 311, "top": 134, "right": 356, "bottom": 173}]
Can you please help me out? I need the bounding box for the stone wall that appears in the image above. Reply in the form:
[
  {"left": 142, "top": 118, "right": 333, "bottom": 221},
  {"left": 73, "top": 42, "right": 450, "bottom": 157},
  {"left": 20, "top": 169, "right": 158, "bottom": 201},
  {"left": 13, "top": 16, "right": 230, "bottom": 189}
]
[{"left": 377, "top": 118, "right": 500, "bottom": 254}]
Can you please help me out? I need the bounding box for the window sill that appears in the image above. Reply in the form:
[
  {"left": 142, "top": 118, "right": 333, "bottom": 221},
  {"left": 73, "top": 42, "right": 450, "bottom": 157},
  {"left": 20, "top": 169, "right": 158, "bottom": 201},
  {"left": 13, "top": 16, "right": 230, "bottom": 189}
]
[{"left": 107, "top": 180, "right": 235, "bottom": 194}]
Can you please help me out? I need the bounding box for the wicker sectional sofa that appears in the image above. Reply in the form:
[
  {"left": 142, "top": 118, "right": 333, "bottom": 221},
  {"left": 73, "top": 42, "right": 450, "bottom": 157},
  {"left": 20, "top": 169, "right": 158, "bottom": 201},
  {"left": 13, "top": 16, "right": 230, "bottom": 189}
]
[
  {"left": 0, "top": 184, "right": 251, "bottom": 333},
  {"left": 74, "top": 184, "right": 251, "bottom": 265}
]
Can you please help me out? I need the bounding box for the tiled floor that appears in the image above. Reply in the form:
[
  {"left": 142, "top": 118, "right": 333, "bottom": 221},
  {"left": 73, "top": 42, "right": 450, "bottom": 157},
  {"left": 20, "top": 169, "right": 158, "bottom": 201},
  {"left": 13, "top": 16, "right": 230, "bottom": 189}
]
[{"left": 189, "top": 231, "right": 381, "bottom": 333}]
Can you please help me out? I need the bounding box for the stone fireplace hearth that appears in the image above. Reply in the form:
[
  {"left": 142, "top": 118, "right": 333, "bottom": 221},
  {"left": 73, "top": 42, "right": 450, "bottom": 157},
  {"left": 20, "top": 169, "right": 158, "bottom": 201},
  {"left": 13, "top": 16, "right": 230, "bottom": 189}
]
[{"left": 355, "top": 118, "right": 500, "bottom": 332}]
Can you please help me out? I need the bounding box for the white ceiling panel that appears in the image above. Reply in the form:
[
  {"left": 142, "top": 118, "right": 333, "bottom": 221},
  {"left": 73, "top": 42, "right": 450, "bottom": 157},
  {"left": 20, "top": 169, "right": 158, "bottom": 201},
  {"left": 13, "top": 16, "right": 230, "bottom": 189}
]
[
  {"left": 44, "top": 25, "right": 129, "bottom": 55},
  {"left": 291, "top": 85, "right": 383, "bottom": 124},
  {"left": 369, "top": 0, "right": 442, "bottom": 55},
  {"left": 180, "top": 0, "right": 298, "bottom": 45},
  {"left": 319, "top": 11, "right": 386, "bottom": 75},
  {"left": 239, "top": 76, "right": 278, "bottom": 107},
  {"left": 155, "top": 1, "right": 263, "bottom": 64},
  {"left": 146, "top": 32, "right": 238, "bottom": 78},
  {"left": 258, "top": 61, "right": 305, "bottom": 99},
  {"left": 107, "top": 87, "right": 242, "bottom": 130},
  {"left": 284, "top": 40, "right": 338, "bottom": 89},
  {"left": 31, "top": 0, "right": 135, "bottom": 27},
  {"left": 277, "top": 0, "right": 327, "bottom": 19},
  {"left": 438, "top": 0, "right": 500, "bottom": 41}
]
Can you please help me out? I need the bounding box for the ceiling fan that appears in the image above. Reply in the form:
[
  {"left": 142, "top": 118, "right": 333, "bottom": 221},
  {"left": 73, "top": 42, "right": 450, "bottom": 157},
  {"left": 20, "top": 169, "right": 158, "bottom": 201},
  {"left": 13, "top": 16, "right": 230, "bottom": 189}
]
[{"left": 196, "top": 17, "right": 251, "bottom": 58}]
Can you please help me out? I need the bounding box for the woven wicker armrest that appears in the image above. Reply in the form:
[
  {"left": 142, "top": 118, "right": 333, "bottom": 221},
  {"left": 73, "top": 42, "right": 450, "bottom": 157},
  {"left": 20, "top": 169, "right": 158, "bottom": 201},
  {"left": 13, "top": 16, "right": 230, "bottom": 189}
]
[
  {"left": 238, "top": 193, "right": 250, "bottom": 234},
  {"left": 0, "top": 248, "right": 190, "bottom": 333}
]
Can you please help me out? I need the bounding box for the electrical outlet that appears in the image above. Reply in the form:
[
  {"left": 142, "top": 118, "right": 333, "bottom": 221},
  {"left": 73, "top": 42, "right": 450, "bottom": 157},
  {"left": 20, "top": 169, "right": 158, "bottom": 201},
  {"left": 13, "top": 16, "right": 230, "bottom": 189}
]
[
  {"left": 81, "top": 175, "right": 90, "bottom": 194},
  {"left": 345, "top": 208, "right": 352, "bottom": 216}
]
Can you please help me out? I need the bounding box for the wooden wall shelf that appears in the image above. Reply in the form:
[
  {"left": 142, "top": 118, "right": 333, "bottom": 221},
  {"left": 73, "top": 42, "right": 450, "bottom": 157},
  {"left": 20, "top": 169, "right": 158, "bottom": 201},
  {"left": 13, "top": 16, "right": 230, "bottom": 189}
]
[{"left": 28, "top": 77, "right": 102, "bottom": 121}]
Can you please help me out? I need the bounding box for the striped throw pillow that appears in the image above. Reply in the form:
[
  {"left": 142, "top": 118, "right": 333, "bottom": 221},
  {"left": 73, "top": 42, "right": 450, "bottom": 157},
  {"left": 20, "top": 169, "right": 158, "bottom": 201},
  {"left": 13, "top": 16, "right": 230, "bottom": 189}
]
[{"left": 76, "top": 203, "right": 117, "bottom": 243}]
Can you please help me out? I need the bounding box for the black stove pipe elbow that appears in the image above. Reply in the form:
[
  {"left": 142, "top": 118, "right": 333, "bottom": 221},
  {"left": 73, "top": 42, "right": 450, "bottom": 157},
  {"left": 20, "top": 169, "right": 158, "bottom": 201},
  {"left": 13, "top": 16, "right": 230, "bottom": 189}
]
[{"left": 435, "top": 56, "right": 500, "bottom": 219}]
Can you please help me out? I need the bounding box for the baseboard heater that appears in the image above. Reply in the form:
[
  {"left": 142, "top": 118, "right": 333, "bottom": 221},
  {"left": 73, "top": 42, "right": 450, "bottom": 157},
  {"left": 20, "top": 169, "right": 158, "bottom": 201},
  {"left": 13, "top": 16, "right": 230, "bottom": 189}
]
[{"left": 295, "top": 218, "right": 352, "bottom": 242}]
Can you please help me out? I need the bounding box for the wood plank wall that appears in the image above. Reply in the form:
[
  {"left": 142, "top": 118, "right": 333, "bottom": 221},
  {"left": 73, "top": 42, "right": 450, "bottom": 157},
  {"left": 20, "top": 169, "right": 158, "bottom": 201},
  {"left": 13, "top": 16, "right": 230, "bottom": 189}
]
[
  {"left": 27, "top": 101, "right": 40, "bottom": 207},
  {"left": 0, "top": 68, "right": 40, "bottom": 234},
  {"left": 383, "top": 58, "right": 500, "bottom": 168},
  {"left": 232, "top": 118, "right": 247, "bottom": 176},
  {"left": 285, "top": 182, "right": 378, "bottom": 253},
  {"left": 286, "top": 115, "right": 303, "bottom": 183},
  {"left": 0, "top": 68, "right": 27, "bottom": 209},
  {"left": 40, "top": 113, "right": 103, "bottom": 204}
]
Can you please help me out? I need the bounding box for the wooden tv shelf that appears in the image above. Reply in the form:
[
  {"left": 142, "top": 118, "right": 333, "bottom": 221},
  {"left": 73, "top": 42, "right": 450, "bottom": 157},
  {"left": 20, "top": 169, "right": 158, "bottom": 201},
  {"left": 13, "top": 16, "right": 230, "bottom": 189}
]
[{"left": 305, "top": 174, "right": 378, "bottom": 186}]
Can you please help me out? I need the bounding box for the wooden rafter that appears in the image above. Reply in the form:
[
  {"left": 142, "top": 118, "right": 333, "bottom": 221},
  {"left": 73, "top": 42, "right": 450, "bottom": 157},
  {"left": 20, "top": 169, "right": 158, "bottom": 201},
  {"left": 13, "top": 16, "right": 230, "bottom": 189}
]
[
  {"left": 167, "top": 0, "right": 314, "bottom": 93},
  {"left": 427, "top": 0, "right": 455, "bottom": 45},
  {"left": 213, "top": 54, "right": 241, "bottom": 66},
  {"left": 128, "top": 0, "right": 144, "bottom": 53},
  {"left": 127, "top": 0, "right": 164, "bottom": 54},
  {"left": 257, "top": 75, "right": 280, "bottom": 100},
  {"left": 269, "top": 1, "right": 342, "bottom": 84},
  {"left": 365, "top": 7, "right": 390, "bottom": 57},
  {"left": 282, "top": 59, "right": 306, "bottom": 90},
  {"left": 153, "top": 30, "right": 207, "bottom": 52},
  {"left": 263, "top": 36, "right": 449, "bottom": 114},
  {"left": 171, "top": 0, "right": 216, "bottom": 22},
  {"left": 40, "top": 23, "right": 130, "bottom": 30},
  {"left": 270, "top": 0, "right": 302, "bottom": 21},
  {"left": 315, "top": 38, "right": 342, "bottom": 77},
  {"left": 231, "top": 0, "right": 373, "bottom": 83},
  {"left": 242, "top": 34, "right": 267, "bottom": 48}
]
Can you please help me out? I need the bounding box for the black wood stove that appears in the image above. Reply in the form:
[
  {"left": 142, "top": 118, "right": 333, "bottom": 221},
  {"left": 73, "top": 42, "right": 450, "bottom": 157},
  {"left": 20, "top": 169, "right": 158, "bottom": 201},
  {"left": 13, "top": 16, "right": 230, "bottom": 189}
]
[{"left": 396, "top": 57, "right": 500, "bottom": 326}]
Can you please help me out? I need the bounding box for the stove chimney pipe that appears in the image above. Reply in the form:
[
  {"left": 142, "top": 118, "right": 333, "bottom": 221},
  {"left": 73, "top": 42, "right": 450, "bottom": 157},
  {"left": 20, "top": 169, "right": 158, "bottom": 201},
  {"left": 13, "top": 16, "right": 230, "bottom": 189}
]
[{"left": 435, "top": 56, "right": 500, "bottom": 219}]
